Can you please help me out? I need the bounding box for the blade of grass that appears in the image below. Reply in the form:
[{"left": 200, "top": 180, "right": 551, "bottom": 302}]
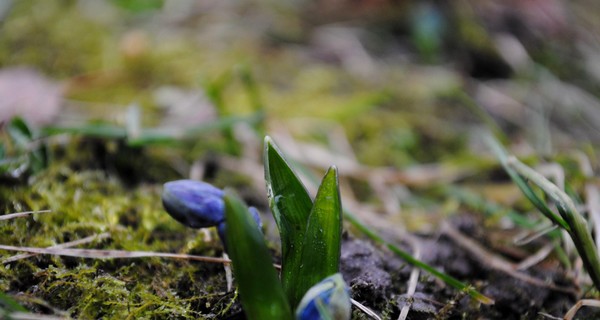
[
  {"left": 42, "top": 113, "right": 264, "bottom": 147},
  {"left": 42, "top": 123, "right": 127, "bottom": 139},
  {"left": 223, "top": 190, "right": 292, "bottom": 320},
  {"left": 7, "top": 117, "right": 47, "bottom": 173},
  {"left": 486, "top": 134, "right": 570, "bottom": 231},
  {"left": 342, "top": 211, "right": 494, "bottom": 305},
  {"left": 438, "top": 185, "right": 538, "bottom": 229},
  {"left": 204, "top": 71, "right": 239, "bottom": 155},
  {"left": 506, "top": 157, "right": 600, "bottom": 290},
  {"left": 442, "top": 184, "right": 572, "bottom": 267},
  {"left": 238, "top": 64, "right": 265, "bottom": 134},
  {"left": 0, "top": 291, "right": 27, "bottom": 313},
  {"left": 6, "top": 117, "right": 34, "bottom": 148},
  {"left": 451, "top": 91, "right": 509, "bottom": 144},
  {"left": 294, "top": 166, "right": 342, "bottom": 308},
  {"left": 264, "top": 136, "right": 314, "bottom": 305},
  {"left": 129, "top": 113, "right": 265, "bottom": 146},
  {"left": 0, "top": 244, "right": 231, "bottom": 263}
]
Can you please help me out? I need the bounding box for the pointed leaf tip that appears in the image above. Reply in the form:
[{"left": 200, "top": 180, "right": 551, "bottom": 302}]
[
  {"left": 293, "top": 165, "right": 343, "bottom": 306},
  {"left": 263, "top": 136, "right": 314, "bottom": 307}
]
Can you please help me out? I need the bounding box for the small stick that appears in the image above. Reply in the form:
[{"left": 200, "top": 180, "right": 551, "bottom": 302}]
[
  {"left": 399, "top": 239, "right": 421, "bottom": 320},
  {"left": 564, "top": 299, "right": 600, "bottom": 320},
  {"left": 4, "top": 311, "right": 67, "bottom": 320},
  {"left": 0, "top": 245, "right": 232, "bottom": 264},
  {"left": 441, "top": 222, "right": 578, "bottom": 295},
  {"left": 3, "top": 233, "right": 111, "bottom": 264},
  {"left": 513, "top": 224, "right": 557, "bottom": 246},
  {"left": 351, "top": 299, "right": 382, "bottom": 320},
  {"left": 223, "top": 252, "right": 233, "bottom": 291},
  {"left": 0, "top": 210, "right": 52, "bottom": 221},
  {"left": 515, "top": 242, "right": 555, "bottom": 271}
]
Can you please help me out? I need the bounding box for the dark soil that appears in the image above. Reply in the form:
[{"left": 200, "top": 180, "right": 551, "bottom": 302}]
[{"left": 338, "top": 215, "right": 599, "bottom": 320}]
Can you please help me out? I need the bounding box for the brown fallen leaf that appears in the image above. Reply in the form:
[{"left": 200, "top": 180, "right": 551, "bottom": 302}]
[{"left": 0, "top": 67, "right": 65, "bottom": 126}]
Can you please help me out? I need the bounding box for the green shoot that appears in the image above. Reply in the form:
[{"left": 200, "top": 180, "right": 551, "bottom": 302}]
[
  {"left": 506, "top": 157, "right": 600, "bottom": 291},
  {"left": 264, "top": 136, "right": 314, "bottom": 307},
  {"left": 295, "top": 166, "right": 342, "bottom": 307},
  {"left": 487, "top": 134, "right": 600, "bottom": 291},
  {"left": 343, "top": 210, "right": 494, "bottom": 305},
  {"left": 264, "top": 136, "right": 494, "bottom": 305},
  {"left": 42, "top": 113, "right": 263, "bottom": 147},
  {"left": 486, "top": 136, "right": 570, "bottom": 230}
]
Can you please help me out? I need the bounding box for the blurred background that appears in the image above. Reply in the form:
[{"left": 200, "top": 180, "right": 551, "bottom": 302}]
[
  {"left": 1, "top": 0, "right": 600, "bottom": 248},
  {"left": 2, "top": 0, "right": 599, "bottom": 224},
  {"left": 3, "top": 0, "right": 600, "bottom": 147}
]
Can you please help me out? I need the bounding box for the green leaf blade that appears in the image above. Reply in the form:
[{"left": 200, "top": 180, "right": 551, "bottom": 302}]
[
  {"left": 294, "top": 166, "right": 342, "bottom": 308},
  {"left": 342, "top": 210, "right": 494, "bottom": 305},
  {"left": 263, "top": 136, "right": 314, "bottom": 305},
  {"left": 224, "top": 191, "right": 292, "bottom": 320},
  {"left": 486, "top": 134, "right": 570, "bottom": 230},
  {"left": 506, "top": 157, "right": 600, "bottom": 291}
]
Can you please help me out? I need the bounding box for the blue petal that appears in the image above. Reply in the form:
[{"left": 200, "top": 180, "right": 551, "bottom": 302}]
[{"left": 162, "top": 180, "right": 225, "bottom": 228}]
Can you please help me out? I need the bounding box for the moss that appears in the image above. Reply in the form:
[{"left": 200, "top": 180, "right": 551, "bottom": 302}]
[{"left": 0, "top": 139, "right": 240, "bottom": 318}]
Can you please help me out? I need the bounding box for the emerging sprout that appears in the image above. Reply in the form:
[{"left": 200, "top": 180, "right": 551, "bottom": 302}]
[
  {"left": 295, "top": 273, "right": 351, "bottom": 320},
  {"left": 162, "top": 179, "right": 261, "bottom": 248}
]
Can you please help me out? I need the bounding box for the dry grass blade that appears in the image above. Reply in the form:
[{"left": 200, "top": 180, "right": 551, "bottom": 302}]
[
  {"left": 399, "top": 239, "right": 421, "bottom": 320},
  {"left": 0, "top": 245, "right": 231, "bottom": 264},
  {"left": 0, "top": 209, "right": 52, "bottom": 220},
  {"left": 563, "top": 299, "right": 600, "bottom": 320},
  {"left": 351, "top": 299, "right": 382, "bottom": 320},
  {"left": 513, "top": 224, "right": 557, "bottom": 246},
  {"left": 3, "top": 233, "right": 111, "bottom": 264},
  {"left": 5, "top": 311, "right": 68, "bottom": 320},
  {"left": 515, "top": 242, "right": 555, "bottom": 271},
  {"left": 441, "top": 222, "right": 577, "bottom": 295}
]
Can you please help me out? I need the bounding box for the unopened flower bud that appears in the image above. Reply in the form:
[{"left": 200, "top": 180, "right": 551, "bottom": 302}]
[
  {"left": 162, "top": 180, "right": 225, "bottom": 229},
  {"left": 162, "top": 179, "right": 263, "bottom": 249},
  {"left": 296, "top": 273, "right": 351, "bottom": 320}
]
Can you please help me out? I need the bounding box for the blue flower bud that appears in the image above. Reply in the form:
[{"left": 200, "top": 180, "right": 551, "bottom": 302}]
[
  {"left": 162, "top": 180, "right": 263, "bottom": 249},
  {"left": 162, "top": 180, "right": 225, "bottom": 228},
  {"left": 296, "top": 273, "right": 351, "bottom": 320}
]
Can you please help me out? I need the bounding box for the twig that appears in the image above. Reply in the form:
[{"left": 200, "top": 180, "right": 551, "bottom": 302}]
[
  {"left": 540, "top": 299, "right": 600, "bottom": 320},
  {"left": 0, "top": 245, "right": 232, "bottom": 264},
  {"left": 223, "top": 252, "right": 233, "bottom": 292},
  {"left": 513, "top": 224, "right": 557, "bottom": 246},
  {"left": 4, "top": 312, "right": 68, "bottom": 320},
  {"left": 441, "top": 222, "right": 578, "bottom": 295},
  {"left": 351, "top": 299, "right": 382, "bottom": 320},
  {"left": 0, "top": 210, "right": 52, "bottom": 221},
  {"left": 515, "top": 242, "right": 555, "bottom": 271},
  {"left": 399, "top": 239, "right": 421, "bottom": 320},
  {"left": 3, "top": 233, "right": 111, "bottom": 264},
  {"left": 564, "top": 299, "right": 600, "bottom": 320}
]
